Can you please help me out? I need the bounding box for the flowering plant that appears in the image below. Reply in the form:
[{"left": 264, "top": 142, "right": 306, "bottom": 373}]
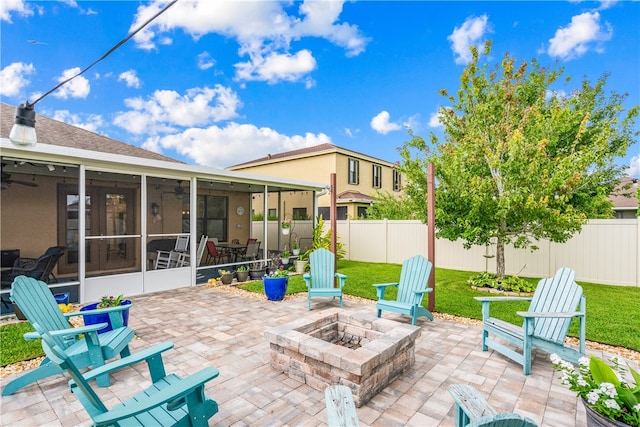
[
  {"left": 551, "top": 353, "right": 640, "bottom": 426},
  {"left": 265, "top": 266, "right": 289, "bottom": 278},
  {"left": 292, "top": 239, "right": 300, "bottom": 250},
  {"left": 97, "top": 294, "right": 124, "bottom": 308}
]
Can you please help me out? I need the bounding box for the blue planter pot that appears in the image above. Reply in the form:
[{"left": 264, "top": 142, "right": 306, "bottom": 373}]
[
  {"left": 80, "top": 300, "right": 131, "bottom": 334},
  {"left": 263, "top": 276, "right": 289, "bottom": 301}
]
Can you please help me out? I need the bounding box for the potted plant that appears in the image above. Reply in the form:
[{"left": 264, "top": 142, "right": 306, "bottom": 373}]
[
  {"left": 262, "top": 267, "right": 290, "bottom": 301},
  {"left": 551, "top": 353, "right": 640, "bottom": 427},
  {"left": 281, "top": 220, "right": 291, "bottom": 235},
  {"left": 292, "top": 238, "right": 300, "bottom": 256},
  {"left": 280, "top": 249, "right": 291, "bottom": 265},
  {"left": 218, "top": 269, "right": 233, "bottom": 285},
  {"left": 235, "top": 265, "right": 249, "bottom": 282},
  {"left": 249, "top": 260, "right": 265, "bottom": 280},
  {"left": 79, "top": 294, "right": 132, "bottom": 334},
  {"left": 295, "top": 250, "right": 309, "bottom": 274}
]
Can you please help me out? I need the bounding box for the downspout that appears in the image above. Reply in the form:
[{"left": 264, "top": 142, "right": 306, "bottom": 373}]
[{"left": 313, "top": 185, "right": 330, "bottom": 224}]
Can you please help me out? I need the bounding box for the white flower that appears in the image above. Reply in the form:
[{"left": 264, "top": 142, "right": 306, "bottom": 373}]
[
  {"left": 599, "top": 383, "right": 617, "bottom": 398},
  {"left": 560, "top": 360, "right": 575, "bottom": 371},
  {"left": 633, "top": 403, "right": 640, "bottom": 412},
  {"left": 587, "top": 391, "right": 600, "bottom": 405},
  {"left": 578, "top": 356, "right": 589, "bottom": 366},
  {"left": 550, "top": 354, "right": 562, "bottom": 364},
  {"left": 577, "top": 378, "right": 588, "bottom": 387},
  {"left": 604, "top": 399, "right": 621, "bottom": 410}
]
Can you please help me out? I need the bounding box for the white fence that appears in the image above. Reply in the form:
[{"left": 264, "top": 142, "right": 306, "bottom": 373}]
[{"left": 253, "top": 219, "right": 639, "bottom": 286}]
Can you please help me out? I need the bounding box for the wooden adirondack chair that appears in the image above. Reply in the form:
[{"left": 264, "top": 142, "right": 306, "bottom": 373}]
[
  {"left": 325, "top": 385, "right": 360, "bottom": 427},
  {"left": 37, "top": 331, "right": 220, "bottom": 427},
  {"left": 474, "top": 267, "right": 586, "bottom": 375},
  {"left": 449, "top": 384, "right": 538, "bottom": 427},
  {"left": 2, "top": 276, "right": 134, "bottom": 396},
  {"left": 373, "top": 255, "right": 434, "bottom": 325},
  {"left": 303, "top": 248, "right": 347, "bottom": 310}
]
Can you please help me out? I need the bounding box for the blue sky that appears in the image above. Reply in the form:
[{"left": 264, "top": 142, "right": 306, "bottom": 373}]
[{"left": 1, "top": 0, "right": 639, "bottom": 176}]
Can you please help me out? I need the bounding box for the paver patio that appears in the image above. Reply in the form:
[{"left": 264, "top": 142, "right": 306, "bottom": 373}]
[{"left": 1, "top": 284, "right": 632, "bottom": 426}]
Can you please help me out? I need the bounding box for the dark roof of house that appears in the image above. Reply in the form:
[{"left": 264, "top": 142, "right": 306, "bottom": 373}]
[
  {"left": 1, "top": 102, "right": 181, "bottom": 163},
  {"left": 337, "top": 190, "right": 374, "bottom": 202},
  {"left": 229, "top": 142, "right": 396, "bottom": 169},
  {"left": 609, "top": 176, "right": 638, "bottom": 209}
]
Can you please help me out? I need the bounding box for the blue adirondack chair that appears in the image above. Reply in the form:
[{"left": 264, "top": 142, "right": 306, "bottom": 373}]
[
  {"left": 325, "top": 385, "right": 360, "bottom": 427},
  {"left": 373, "top": 255, "right": 434, "bottom": 325},
  {"left": 37, "top": 329, "right": 220, "bottom": 427},
  {"left": 2, "top": 276, "right": 134, "bottom": 396},
  {"left": 449, "top": 384, "right": 538, "bottom": 427},
  {"left": 474, "top": 267, "right": 586, "bottom": 375},
  {"left": 303, "top": 248, "right": 347, "bottom": 310}
]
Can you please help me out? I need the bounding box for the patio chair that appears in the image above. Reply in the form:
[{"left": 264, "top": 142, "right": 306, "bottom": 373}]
[
  {"left": 204, "top": 240, "right": 230, "bottom": 265},
  {"left": 449, "top": 384, "right": 537, "bottom": 427},
  {"left": 177, "top": 235, "right": 208, "bottom": 267},
  {"left": 373, "top": 254, "right": 433, "bottom": 325},
  {"left": 1, "top": 246, "right": 65, "bottom": 288},
  {"left": 238, "top": 239, "right": 260, "bottom": 262},
  {"left": 2, "top": 276, "right": 134, "bottom": 396},
  {"left": 37, "top": 331, "right": 220, "bottom": 427},
  {"left": 303, "top": 248, "right": 347, "bottom": 310},
  {"left": 155, "top": 235, "right": 189, "bottom": 269},
  {"left": 474, "top": 267, "right": 585, "bottom": 375},
  {"left": 325, "top": 385, "right": 360, "bottom": 427}
]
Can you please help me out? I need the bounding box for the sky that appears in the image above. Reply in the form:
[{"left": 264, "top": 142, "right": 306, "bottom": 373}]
[{"left": 1, "top": 0, "right": 639, "bottom": 176}]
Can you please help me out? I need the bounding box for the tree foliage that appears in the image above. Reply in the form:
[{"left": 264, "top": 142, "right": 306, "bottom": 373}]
[{"left": 400, "top": 41, "right": 638, "bottom": 277}]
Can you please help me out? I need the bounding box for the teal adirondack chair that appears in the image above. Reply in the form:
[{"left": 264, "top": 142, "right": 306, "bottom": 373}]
[
  {"left": 474, "top": 267, "right": 586, "bottom": 375},
  {"left": 373, "top": 255, "right": 434, "bottom": 325},
  {"left": 2, "top": 276, "right": 134, "bottom": 396},
  {"left": 449, "top": 384, "right": 538, "bottom": 427},
  {"left": 37, "top": 329, "right": 220, "bottom": 427},
  {"left": 303, "top": 248, "right": 347, "bottom": 310}
]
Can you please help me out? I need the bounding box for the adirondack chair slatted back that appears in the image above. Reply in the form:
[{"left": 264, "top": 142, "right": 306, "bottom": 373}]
[
  {"left": 309, "top": 248, "right": 335, "bottom": 289},
  {"left": 11, "top": 276, "right": 73, "bottom": 348},
  {"left": 527, "top": 267, "right": 581, "bottom": 343},
  {"left": 396, "top": 255, "right": 433, "bottom": 304}
]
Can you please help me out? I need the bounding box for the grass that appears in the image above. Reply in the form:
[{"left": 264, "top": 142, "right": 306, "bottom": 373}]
[{"left": 2, "top": 261, "right": 638, "bottom": 367}]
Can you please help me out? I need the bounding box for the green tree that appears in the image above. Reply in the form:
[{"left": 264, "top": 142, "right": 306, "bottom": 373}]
[
  {"left": 402, "top": 41, "right": 638, "bottom": 278},
  {"left": 365, "top": 190, "right": 419, "bottom": 220}
]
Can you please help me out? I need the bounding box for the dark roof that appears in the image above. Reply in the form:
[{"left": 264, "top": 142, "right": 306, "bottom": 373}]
[
  {"left": 337, "top": 190, "right": 374, "bottom": 202},
  {"left": 1, "top": 102, "right": 181, "bottom": 163},
  {"left": 229, "top": 142, "right": 396, "bottom": 169},
  {"left": 609, "top": 176, "right": 638, "bottom": 209}
]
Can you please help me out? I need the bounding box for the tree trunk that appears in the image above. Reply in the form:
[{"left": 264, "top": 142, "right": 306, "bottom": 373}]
[{"left": 496, "top": 237, "right": 505, "bottom": 279}]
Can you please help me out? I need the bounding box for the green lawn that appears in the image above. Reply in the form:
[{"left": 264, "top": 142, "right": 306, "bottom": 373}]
[
  {"left": 2, "top": 261, "right": 638, "bottom": 367},
  {"left": 242, "top": 260, "right": 640, "bottom": 351}
]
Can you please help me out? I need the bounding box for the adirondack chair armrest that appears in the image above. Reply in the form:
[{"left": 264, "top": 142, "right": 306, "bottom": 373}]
[
  {"left": 80, "top": 342, "right": 175, "bottom": 383},
  {"left": 71, "top": 304, "right": 131, "bottom": 317},
  {"left": 303, "top": 273, "right": 311, "bottom": 289},
  {"left": 372, "top": 282, "right": 398, "bottom": 299},
  {"left": 517, "top": 311, "right": 585, "bottom": 319},
  {"left": 48, "top": 323, "right": 109, "bottom": 338},
  {"left": 90, "top": 366, "right": 220, "bottom": 426},
  {"left": 23, "top": 331, "right": 42, "bottom": 341},
  {"left": 474, "top": 296, "right": 533, "bottom": 303},
  {"left": 335, "top": 273, "right": 347, "bottom": 288}
]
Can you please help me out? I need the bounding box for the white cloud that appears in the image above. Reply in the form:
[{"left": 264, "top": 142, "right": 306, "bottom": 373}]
[
  {"left": 0, "top": 62, "right": 35, "bottom": 97},
  {"left": 547, "top": 12, "right": 613, "bottom": 61},
  {"left": 234, "top": 49, "right": 317, "bottom": 84},
  {"left": 52, "top": 109, "right": 104, "bottom": 133},
  {"left": 345, "top": 128, "right": 360, "bottom": 138},
  {"left": 370, "top": 111, "right": 401, "bottom": 135},
  {"left": 141, "top": 122, "right": 331, "bottom": 168},
  {"left": 52, "top": 67, "right": 90, "bottom": 99},
  {"left": 118, "top": 70, "right": 141, "bottom": 88},
  {"left": 428, "top": 111, "right": 443, "bottom": 129},
  {"left": 628, "top": 155, "right": 640, "bottom": 178},
  {"left": 197, "top": 52, "right": 215, "bottom": 70},
  {"left": 129, "top": 0, "right": 368, "bottom": 84},
  {"left": 0, "top": 0, "right": 32, "bottom": 22},
  {"left": 448, "top": 15, "right": 490, "bottom": 65},
  {"left": 113, "top": 85, "right": 242, "bottom": 135}
]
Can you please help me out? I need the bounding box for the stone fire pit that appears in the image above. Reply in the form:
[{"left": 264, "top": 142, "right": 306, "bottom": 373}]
[{"left": 264, "top": 309, "right": 420, "bottom": 407}]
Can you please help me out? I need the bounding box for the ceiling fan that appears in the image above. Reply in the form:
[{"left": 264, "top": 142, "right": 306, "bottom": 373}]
[
  {"left": 162, "top": 180, "right": 186, "bottom": 199},
  {"left": 1, "top": 163, "right": 39, "bottom": 190}
]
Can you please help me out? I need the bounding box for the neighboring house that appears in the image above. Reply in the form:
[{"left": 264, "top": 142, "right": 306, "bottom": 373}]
[
  {"left": 228, "top": 143, "right": 403, "bottom": 220},
  {"left": 0, "top": 102, "right": 324, "bottom": 312},
  {"left": 609, "top": 176, "right": 639, "bottom": 218}
]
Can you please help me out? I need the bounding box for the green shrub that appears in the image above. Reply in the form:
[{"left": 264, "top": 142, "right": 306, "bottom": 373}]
[{"left": 467, "top": 272, "right": 536, "bottom": 293}]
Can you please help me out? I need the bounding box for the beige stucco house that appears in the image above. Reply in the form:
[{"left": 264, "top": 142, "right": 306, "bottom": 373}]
[
  {"left": 0, "top": 102, "right": 324, "bottom": 314},
  {"left": 609, "top": 176, "right": 639, "bottom": 218},
  {"left": 228, "top": 143, "right": 403, "bottom": 221}
]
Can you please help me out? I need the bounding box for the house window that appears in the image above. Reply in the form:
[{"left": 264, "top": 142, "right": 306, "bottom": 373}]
[
  {"left": 195, "top": 195, "right": 228, "bottom": 242},
  {"left": 393, "top": 169, "right": 402, "bottom": 191},
  {"left": 348, "top": 158, "right": 359, "bottom": 185},
  {"left": 372, "top": 164, "right": 382, "bottom": 188},
  {"left": 268, "top": 208, "right": 277, "bottom": 220},
  {"left": 292, "top": 208, "right": 308, "bottom": 220}
]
